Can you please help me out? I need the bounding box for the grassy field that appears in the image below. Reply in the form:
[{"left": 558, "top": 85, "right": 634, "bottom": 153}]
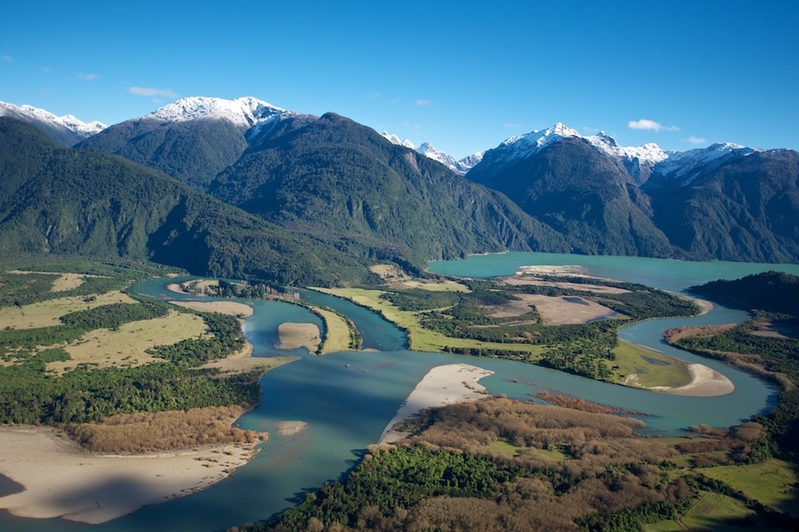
[
  {"left": 46, "top": 310, "right": 207, "bottom": 374},
  {"left": 612, "top": 340, "right": 694, "bottom": 387},
  {"left": 315, "top": 287, "right": 544, "bottom": 357},
  {"left": 0, "top": 291, "right": 137, "bottom": 330},
  {"left": 700, "top": 458, "right": 799, "bottom": 515},
  {"left": 313, "top": 306, "right": 356, "bottom": 354},
  {"left": 388, "top": 279, "right": 471, "bottom": 292},
  {"left": 680, "top": 492, "right": 754, "bottom": 529}
]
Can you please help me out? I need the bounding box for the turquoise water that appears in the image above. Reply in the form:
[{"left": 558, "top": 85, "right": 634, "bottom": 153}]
[{"left": 2, "top": 254, "right": 796, "bottom": 531}]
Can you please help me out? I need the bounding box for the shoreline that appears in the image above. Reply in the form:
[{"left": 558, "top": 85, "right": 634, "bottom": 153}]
[
  {"left": 647, "top": 362, "right": 735, "bottom": 397},
  {"left": 378, "top": 363, "right": 494, "bottom": 444},
  {"left": 627, "top": 362, "right": 735, "bottom": 397},
  {"left": 0, "top": 425, "right": 263, "bottom": 524}
]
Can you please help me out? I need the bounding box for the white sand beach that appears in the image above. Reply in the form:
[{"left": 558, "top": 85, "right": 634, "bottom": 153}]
[
  {"left": 0, "top": 426, "right": 261, "bottom": 524},
  {"left": 378, "top": 363, "right": 494, "bottom": 444}
]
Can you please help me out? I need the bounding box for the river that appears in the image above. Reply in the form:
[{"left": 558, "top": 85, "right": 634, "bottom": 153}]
[{"left": 2, "top": 253, "right": 798, "bottom": 531}]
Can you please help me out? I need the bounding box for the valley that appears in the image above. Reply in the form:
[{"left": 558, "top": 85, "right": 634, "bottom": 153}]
[
  {"left": 1, "top": 95, "right": 799, "bottom": 531},
  {"left": 0, "top": 255, "right": 796, "bottom": 531}
]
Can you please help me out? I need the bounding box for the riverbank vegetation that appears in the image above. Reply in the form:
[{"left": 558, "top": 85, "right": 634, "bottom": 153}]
[
  {"left": 62, "top": 405, "right": 265, "bottom": 453},
  {"left": 0, "top": 262, "right": 270, "bottom": 444},
  {"left": 668, "top": 271, "right": 799, "bottom": 460},
  {"left": 238, "top": 272, "right": 799, "bottom": 531},
  {"left": 317, "top": 273, "right": 699, "bottom": 385},
  {"left": 250, "top": 397, "right": 797, "bottom": 532}
]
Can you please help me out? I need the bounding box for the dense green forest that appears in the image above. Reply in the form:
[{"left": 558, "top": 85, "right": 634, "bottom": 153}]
[
  {"left": 247, "top": 398, "right": 796, "bottom": 532},
  {"left": 0, "top": 266, "right": 260, "bottom": 425}
]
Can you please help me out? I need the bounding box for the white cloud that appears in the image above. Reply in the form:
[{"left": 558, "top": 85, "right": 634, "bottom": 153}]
[
  {"left": 504, "top": 122, "right": 522, "bottom": 130},
  {"left": 129, "top": 86, "right": 178, "bottom": 98},
  {"left": 628, "top": 119, "right": 679, "bottom": 132},
  {"left": 77, "top": 73, "right": 98, "bottom": 81},
  {"left": 415, "top": 99, "right": 431, "bottom": 106},
  {"left": 1, "top": 55, "right": 12, "bottom": 62},
  {"left": 687, "top": 136, "right": 707, "bottom": 144}
]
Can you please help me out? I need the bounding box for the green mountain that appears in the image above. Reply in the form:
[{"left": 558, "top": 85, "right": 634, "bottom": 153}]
[
  {"left": 467, "top": 137, "right": 678, "bottom": 257},
  {"left": 77, "top": 118, "right": 250, "bottom": 190},
  {"left": 644, "top": 149, "right": 799, "bottom": 263},
  {"left": 206, "top": 112, "right": 570, "bottom": 270},
  {"left": 0, "top": 117, "right": 372, "bottom": 286}
]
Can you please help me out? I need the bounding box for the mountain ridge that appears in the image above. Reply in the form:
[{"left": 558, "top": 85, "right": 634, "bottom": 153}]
[{"left": 4, "top": 96, "right": 798, "bottom": 268}]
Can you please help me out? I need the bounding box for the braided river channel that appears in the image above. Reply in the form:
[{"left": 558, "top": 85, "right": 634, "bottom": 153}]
[{"left": 4, "top": 252, "right": 799, "bottom": 531}]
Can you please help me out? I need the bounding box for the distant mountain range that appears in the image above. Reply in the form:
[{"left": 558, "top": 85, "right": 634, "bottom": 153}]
[
  {"left": 1, "top": 96, "right": 797, "bottom": 283},
  {"left": 0, "top": 101, "right": 106, "bottom": 147}
]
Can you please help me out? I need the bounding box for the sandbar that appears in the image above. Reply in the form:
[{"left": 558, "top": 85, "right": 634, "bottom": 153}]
[
  {"left": 378, "top": 364, "right": 494, "bottom": 444},
  {"left": 276, "top": 421, "right": 309, "bottom": 437},
  {"left": 630, "top": 363, "right": 734, "bottom": 397},
  {"left": 276, "top": 322, "right": 321, "bottom": 354},
  {"left": 0, "top": 425, "right": 261, "bottom": 524}
]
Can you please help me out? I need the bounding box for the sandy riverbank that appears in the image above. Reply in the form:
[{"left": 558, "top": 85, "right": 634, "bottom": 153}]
[
  {"left": 0, "top": 425, "right": 261, "bottom": 524},
  {"left": 378, "top": 364, "right": 494, "bottom": 444},
  {"left": 648, "top": 362, "right": 735, "bottom": 397},
  {"left": 627, "top": 362, "right": 735, "bottom": 397}
]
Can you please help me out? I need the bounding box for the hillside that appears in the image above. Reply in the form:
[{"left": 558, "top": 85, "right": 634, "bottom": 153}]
[
  {"left": 0, "top": 117, "right": 372, "bottom": 286},
  {"left": 467, "top": 136, "right": 678, "bottom": 257},
  {"left": 207, "top": 112, "right": 570, "bottom": 270},
  {"left": 467, "top": 128, "right": 799, "bottom": 264},
  {"left": 645, "top": 149, "right": 799, "bottom": 263}
]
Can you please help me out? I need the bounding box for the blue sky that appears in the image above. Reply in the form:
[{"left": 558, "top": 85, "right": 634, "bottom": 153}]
[{"left": 2, "top": 1, "right": 797, "bottom": 158}]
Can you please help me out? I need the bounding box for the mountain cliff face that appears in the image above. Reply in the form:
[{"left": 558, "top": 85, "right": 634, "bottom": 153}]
[
  {"left": 0, "top": 117, "right": 371, "bottom": 286},
  {"left": 10, "top": 96, "right": 799, "bottom": 268},
  {"left": 467, "top": 135, "right": 676, "bottom": 257}
]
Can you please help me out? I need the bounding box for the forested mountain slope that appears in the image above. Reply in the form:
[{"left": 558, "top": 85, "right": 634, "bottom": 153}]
[
  {"left": 207, "top": 112, "right": 570, "bottom": 271},
  {"left": 0, "top": 117, "right": 372, "bottom": 286}
]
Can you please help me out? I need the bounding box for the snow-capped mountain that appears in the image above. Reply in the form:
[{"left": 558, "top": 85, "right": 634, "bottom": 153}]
[
  {"left": 0, "top": 101, "right": 106, "bottom": 146},
  {"left": 495, "top": 122, "right": 669, "bottom": 183},
  {"left": 653, "top": 142, "right": 761, "bottom": 185},
  {"left": 380, "top": 131, "right": 416, "bottom": 149},
  {"left": 380, "top": 132, "right": 483, "bottom": 175},
  {"left": 142, "top": 96, "right": 284, "bottom": 128}
]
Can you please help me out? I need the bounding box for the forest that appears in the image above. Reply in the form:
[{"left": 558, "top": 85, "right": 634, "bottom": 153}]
[
  {"left": 0, "top": 264, "right": 261, "bottom": 425},
  {"left": 248, "top": 398, "right": 796, "bottom": 532}
]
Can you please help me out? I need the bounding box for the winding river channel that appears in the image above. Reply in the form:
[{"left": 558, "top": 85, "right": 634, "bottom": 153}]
[{"left": 4, "top": 253, "right": 799, "bottom": 531}]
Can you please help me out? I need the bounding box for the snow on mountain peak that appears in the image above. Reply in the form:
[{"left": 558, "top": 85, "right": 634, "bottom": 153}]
[
  {"left": 654, "top": 142, "right": 761, "bottom": 184},
  {"left": 497, "top": 122, "right": 669, "bottom": 174},
  {"left": 380, "top": 132, "right": 482, "bottom": 175},
  {"left": 144, "top": 96, "right": 284, "bottom": 128},
  {"left": 0, "top": 100, "right": 106, "bottom": 143},
  {"left": 503, "top": 122, "right": 581, "bottom": 152},
  {"left": 380, "top": 131, "right": 416, "bottom": 149}
]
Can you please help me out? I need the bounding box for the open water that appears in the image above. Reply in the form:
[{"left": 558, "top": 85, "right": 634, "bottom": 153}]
[{"left": 3, "top": 253, "right": 799, "bottom": 531}]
